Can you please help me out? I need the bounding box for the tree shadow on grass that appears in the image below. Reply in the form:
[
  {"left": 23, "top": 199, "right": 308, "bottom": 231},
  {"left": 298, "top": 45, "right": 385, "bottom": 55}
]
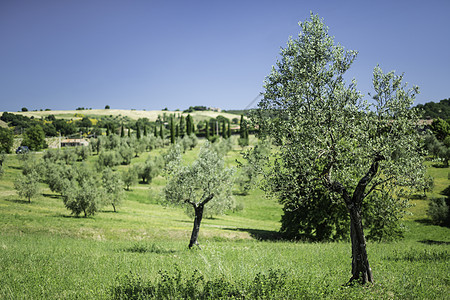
[
  {"left": 224, "top": 227, "right": 283, "bottom": 241},
  {"left": 52, "top": 213, "right": 92, "bottom": 219},
  {"left": 8, "top": 166, "right": 22, "bottom": 170},
  {"left": 419, "top": 239, "right": 450, "bottom": 245},
  {"left": 5, "top": 199, "right": 30, "bottom": 204},
  {"left": 431, "top": 163, "right": 449, "bottom": 168},
  {"left": 407, "top": 194, "right": 427, "bottom": 200},
  {"left": 414, "top": 218, "right": 434, "bottom": 225},
  {"left": 42, "top": 193, "right": 62, "bottom": 199}
]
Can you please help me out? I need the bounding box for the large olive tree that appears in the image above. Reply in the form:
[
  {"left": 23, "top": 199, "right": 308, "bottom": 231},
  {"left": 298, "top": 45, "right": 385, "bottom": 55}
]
[
  {"left": 163, "top": 142, "right": 235, "bottom": 249},
  {"left": 254, "top": 14, "right": 425, "bottom": 284}
]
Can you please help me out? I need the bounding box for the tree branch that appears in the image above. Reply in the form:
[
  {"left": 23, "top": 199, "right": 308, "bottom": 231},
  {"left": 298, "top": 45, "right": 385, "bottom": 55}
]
[
  {"left": 352, "top": 154, "right": 384, "bottom": 205},
  {"left": 363, "top": 176, "right": 395, "bottom": 199},
  {"left": 184, "top": 199, "right": 196, "bottom": 206},
  {"left": 200, "top": 194, "right": 214, "bottom": 206}
]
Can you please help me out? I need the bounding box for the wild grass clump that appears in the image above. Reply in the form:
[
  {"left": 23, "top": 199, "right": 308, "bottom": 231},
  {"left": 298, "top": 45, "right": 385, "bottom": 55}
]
[
  {"left": 125, "top": 242, "right": 175, "bottom": 254},
  {"left": 112, "top": 269, "right": 318, "bottom": 299}
]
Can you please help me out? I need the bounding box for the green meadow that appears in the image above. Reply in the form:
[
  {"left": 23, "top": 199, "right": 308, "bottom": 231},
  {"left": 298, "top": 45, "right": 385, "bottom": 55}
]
[{"left": 0, "top": 139, "right": 449, "bottom": 299}]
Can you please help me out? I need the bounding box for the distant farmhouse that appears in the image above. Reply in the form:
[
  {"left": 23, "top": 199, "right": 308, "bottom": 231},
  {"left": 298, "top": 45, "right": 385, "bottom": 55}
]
[{"left": 60, "top": 138, "right": 89, "bottom": 147}]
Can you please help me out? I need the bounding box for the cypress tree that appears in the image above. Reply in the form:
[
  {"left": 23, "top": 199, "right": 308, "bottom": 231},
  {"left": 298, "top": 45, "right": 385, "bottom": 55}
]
[
  {"left": 128, "top": 127, "right": 131, "bottom": 137},
  {"left": 136, "top": 125, "right": 141, "bottom": 139},
  {"left": 186, "top": 115, "right": 192, "bottom": 136},
  {"left": 121, "top": 124, "right": 125, "bottom": 137},
  {"left": 222, "top": 121, "right": 226, "bottom": 138},
  {"left": 170, "top": 117, "right": 175, "bottom": 144},
  {"left": 239, "top": 115, "right": 245, "bottom": 139},
  {"left": 143, "top": 126, "right": 148, "bottom": 136},
  {"left": 180, "top": 116, "right": 186, "bottom": 137},
  {"left": 227, "top": 119, "right": 231, "bottom": 138},
  {"left": 159, "top": 123, "right": 164, "bottom": 139},
  {"left": 154, "top": 126, "right": 158, "bottom": 137},
  {"left": 205, "top": 120, "right": 210, "bottom": 140}
]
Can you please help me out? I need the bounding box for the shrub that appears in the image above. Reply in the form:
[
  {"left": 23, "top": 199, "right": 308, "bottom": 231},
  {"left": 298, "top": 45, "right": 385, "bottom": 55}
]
[{"left": 427, "top": 197, "right": 450, "bottom": 226}]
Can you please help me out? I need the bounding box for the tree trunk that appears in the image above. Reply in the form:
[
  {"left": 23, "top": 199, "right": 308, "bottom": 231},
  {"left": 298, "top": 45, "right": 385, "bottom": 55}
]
[
  {"left": 188, "top": 204, "right": 204, "bottom": 249},
  {"left": 347, "top": 203, "right": 373, "bottom": 285},
  {"left": 112, "top": 203, "right": 116, "bottom": 212}
]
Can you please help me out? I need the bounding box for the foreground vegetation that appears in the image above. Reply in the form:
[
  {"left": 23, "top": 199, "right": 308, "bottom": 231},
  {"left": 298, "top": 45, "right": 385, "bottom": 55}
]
[{"left": 0, "top": 139, "right": 449, "bottom": 299}]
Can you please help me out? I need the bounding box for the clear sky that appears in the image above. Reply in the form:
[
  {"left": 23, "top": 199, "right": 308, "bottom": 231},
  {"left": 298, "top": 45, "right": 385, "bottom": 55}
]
[{"left": 1, "top": 0, "right": 449, "bottom": 112}]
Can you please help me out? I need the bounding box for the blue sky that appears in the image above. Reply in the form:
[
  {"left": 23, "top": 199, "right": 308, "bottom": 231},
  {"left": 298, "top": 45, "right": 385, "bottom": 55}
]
[{"left": 1, "top": 0, "right": 449, "bottom": 112}]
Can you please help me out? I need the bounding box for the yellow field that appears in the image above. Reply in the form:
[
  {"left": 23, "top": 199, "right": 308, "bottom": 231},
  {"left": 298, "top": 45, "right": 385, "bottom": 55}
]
[{"left": 10, "top": 109, "right": 240, "bottom": 122}]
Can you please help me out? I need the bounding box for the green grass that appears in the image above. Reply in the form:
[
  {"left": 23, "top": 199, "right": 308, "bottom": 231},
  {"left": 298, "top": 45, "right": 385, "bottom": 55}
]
[{"left": 0, "top": 141, "right": 449, "bottom": 299}]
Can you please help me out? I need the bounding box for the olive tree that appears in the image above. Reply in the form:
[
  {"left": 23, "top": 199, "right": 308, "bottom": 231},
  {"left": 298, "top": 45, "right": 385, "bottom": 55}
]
[
  {"left": 63, "top": 175, "right": 102, "bottom": 217},
  {"left": 122, "top": 166, "right": 138, "bottom": 191},
  {"left": 14, "top": 170, "right": 41, "bottom": 202},
  {"left": 163, "top": 142, "right": 235, "bottom": 249},
  {"left": 101, "top": 168, "right": 124, "bottom": 212},
  {"left": 254, "top": 14, "right": 425, "bottom": 284}
]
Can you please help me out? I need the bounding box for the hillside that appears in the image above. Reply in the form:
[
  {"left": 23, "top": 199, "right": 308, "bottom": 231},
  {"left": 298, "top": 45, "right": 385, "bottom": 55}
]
[{"left": 9, "top": 109, "right": 240, "bottom": 122}]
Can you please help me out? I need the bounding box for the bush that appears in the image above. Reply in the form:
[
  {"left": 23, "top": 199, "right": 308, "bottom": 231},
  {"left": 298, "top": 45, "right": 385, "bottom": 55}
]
[{"left": 428, "top": 197, "right": 450, "bottom": 226}]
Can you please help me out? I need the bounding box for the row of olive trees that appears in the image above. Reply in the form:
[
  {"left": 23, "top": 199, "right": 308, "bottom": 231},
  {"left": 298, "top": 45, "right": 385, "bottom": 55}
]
[
  {"left": 13, "top": 131, "right": 203, "bottom": 214},
  {"left": 14, "top": 153, "right": 125, "bottom": 216}
]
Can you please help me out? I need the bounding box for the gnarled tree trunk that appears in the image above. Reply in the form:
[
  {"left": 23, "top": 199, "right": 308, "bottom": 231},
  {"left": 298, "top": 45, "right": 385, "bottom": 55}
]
[
  {"left": 347, "top": 203, "right": 373, "bottom": 284},
  {"left": 188, "top": 204, "right": 204, "bottom": 249}
]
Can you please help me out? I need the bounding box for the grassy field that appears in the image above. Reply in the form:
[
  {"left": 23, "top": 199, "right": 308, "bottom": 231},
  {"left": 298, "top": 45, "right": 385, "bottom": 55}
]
[
  {"left": 9, "top": 109, "right": 241, "bottom": 122},
  {"left": 0, "top": 139, "right": 449, "bottom": 299}
]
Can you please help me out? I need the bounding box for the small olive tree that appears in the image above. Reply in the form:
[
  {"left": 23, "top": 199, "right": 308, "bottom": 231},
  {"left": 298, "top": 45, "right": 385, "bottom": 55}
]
[
  {"left": 63, "top": 176, "right": 102, "bottom": 217},
  {"left": 163, "top": 142, "right": 235, "bottom": 249},
  {"left": 101, "top": 168, "right": 125, "bottom": 212},
  {"left": 122, "top": 166, "right": 138, "bottom": 191},
  {"left": 14, "top": 170, "right": 41, "bottom": 202}
]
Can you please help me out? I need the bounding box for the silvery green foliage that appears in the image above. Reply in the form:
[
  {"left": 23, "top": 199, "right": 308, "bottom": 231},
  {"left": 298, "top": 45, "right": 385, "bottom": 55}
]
[
  {"left": 163, "top": 143, "right": 182, "bottom": 174},
  {"left": 101, "top": 167, "right": 124, "bottom": 212},
  {"left": 256, "top": 14, "right": 425, "bottom": 237},
  {"left": 63, "top": 176, "right": 102, "bottom": 217},
  {"left": 211, "top": 137, "right": 233, "bottom": 157},
  {"left": 75, "top": 146, "right": 91, "bottom": 161},
  {"left": 97, "top": 150, "right": 121, "bottom": 170},
  {"left": 164, "top": 142, "right": 235, "bottom": 217},
  {"left": 238, "top": 139, "right": 271, "bottom": 195},
  {"left": 137, "top": 155, "right": 163, "bottom": 184},
  {"left": 122, "top": 166, "right": 138, "bottom": 191},
  {"left": 14, "top": 170, "right": 40, "bottom": 202}
]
